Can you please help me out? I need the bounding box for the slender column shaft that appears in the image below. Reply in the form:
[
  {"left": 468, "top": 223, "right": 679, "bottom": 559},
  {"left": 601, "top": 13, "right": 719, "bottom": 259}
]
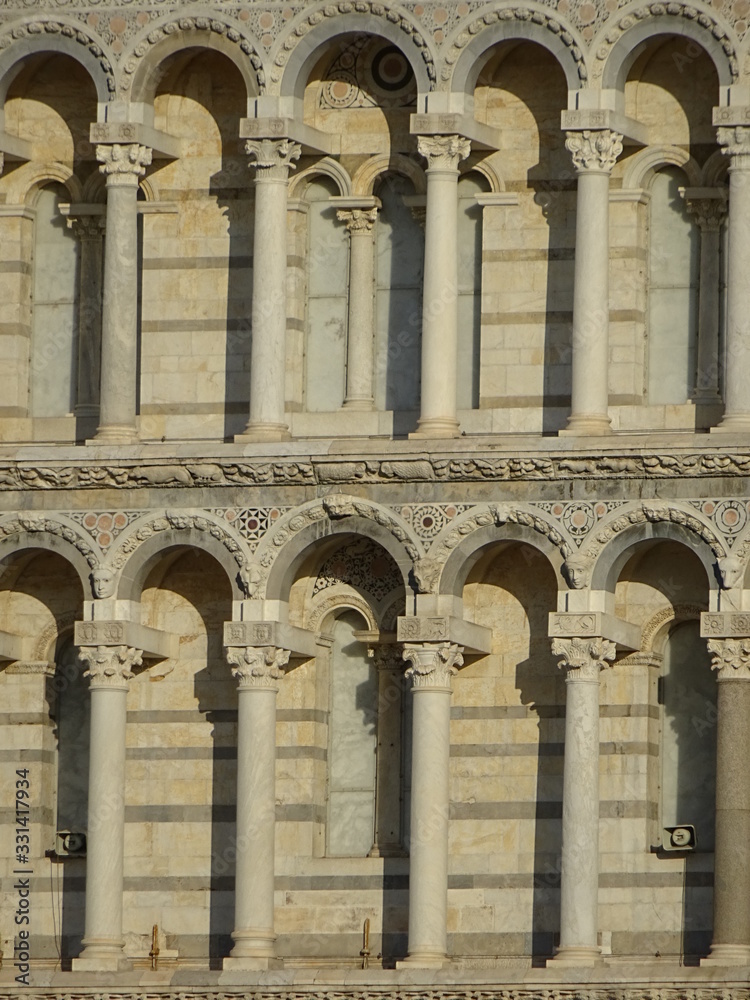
[
  {"left": 549, "top": 637, "right": 615, "bottom": 966},
  {"left": 400, "top": 642, "right": 463, "bottom": 967},
  {"left": 224, "top": 644, "right": 289, "bottom": 969},
  {"left": 413, "top": 136, "right": 470, "bottom": 439},
  {"left": 369, "top": 646, "right": 404, "bottom": 856},
  {"left": 67, "top": 216, "right": 105, "bottom": 418},
  {"left": 92, "top": 144, "right": 151, "bottom": 444},
  {"left": 239, "top": 139, "right": 300, "bottom": 442},
  {"left": 703, "top": 639, "right": 750, "bottom": 965},
  {"left": 562, "top": 130, "right": 622, "bottom": 436},
  {"left": 682, "top": 195, "right": 726, "bottom": 403},
  {"left": 713, "top": 127, "right": 750, "bottom": 430},
  {"left": 73, "top": 644, "right": 142, "bottom": 971},
  {"left": 337, "top": 208, "right": 378, "bottom": 410}
]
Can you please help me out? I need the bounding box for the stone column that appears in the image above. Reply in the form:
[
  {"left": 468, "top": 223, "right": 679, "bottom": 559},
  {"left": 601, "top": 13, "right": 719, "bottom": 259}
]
[
  {"left": 549, "top": 636, "right": 616, "bottom": 966},
  {"left": 66, "top": 214, "right": 105, "bottom": 421},
  {"left": 223, "top": 644, "right": 290, "bottom": 969},
  {"left": 73, "top": 644, "right": 143, "bottom": 971},
  {"left": 713, "top": 127, "right": 750, "bottom": 430},
  {"left": 336, "top": 207, "right": 378, "bottom": 410},
  {"left": 400, "top": 642, "right": 463, "bottom": 967},
  {"left": 413, "top": 135, "right": 471, "bottom": 439},
  {"left": 369, "top": 644, "right": 404, "bottom": 856},
  {"left": 682, "top": 194, "right": 727, "bottom": 403},
  {"left": 238, "top": 138, "right": 300, "bottom": 442},
  {"left": 703, "top": 638, "right": 750, "bottom": 965},
  {"left": 561, "top": 130, "right": 623, "bottom": 435},
  {"left": 91, "top": 143, "right": 151, "bottom": 444}
]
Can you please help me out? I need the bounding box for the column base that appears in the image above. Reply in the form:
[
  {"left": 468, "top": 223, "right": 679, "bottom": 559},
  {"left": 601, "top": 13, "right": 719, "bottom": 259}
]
[
  {"left": 396, "top": 953, "right": 449, "bottom": 969},
  {"left": 235, "top": 422, "right": 291, "bottom": 443},
  {"left": 87, "top": 425, "right": 138, "bottom": 445},
  {"left": 711, "top": 413, "right": 750, "bottom": 432},
  {"left": 72, "top": 942, "right": 132, "bottom": 972},
  {"left": 547, "top": 945, "right": 602, "bottom": 967},
  {"left": 701, "top": 943, "right": 750, "bottom": 966},
  {"left": 410, "top": 417, "right": 460, "bottom": 439},
  {"left": 559, "top": 414, "right": 612, "bottom": 436},
  {"left": 341, "top": 398, "right": 375, "bottom": 411},
  {"left": 224, "top": 929, "right": 277, "bottom": 969}
]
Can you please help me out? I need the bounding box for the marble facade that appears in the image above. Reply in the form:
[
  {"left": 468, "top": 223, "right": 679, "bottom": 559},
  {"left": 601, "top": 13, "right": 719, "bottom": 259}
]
[{"left": 0, "top": 1, "right": 749, "bottom": 997}]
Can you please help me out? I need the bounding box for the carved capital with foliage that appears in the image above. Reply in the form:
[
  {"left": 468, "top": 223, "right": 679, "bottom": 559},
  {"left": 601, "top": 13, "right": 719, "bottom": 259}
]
[
  {"left": 226, "top": 644, "right": 290, "bottom": 689},
  {"left": 403, "top": 642, "right": 463, "bottom": 689},
  {"left": 78, "top": 644, "right": 143, "bottom": 689},
  {"left": 552, "top": 636, "right": 616, "bottom": 681}
]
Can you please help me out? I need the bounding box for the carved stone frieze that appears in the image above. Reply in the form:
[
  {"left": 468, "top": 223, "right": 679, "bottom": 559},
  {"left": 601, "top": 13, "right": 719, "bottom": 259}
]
[
  {"left": 702, "top": 612, "right": 750, "bottom": 638},
  {"left": 1, "top": 988, "right": 750, "bottom": 1000}
]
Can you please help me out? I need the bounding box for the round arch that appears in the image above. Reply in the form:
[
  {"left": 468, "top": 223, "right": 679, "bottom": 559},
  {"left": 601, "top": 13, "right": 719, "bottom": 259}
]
[
  {"left": 0, "top": 535, "right": 92, "bottom": 597},
  {"left": 353, "top": 152, "right": 426, "bottom": 197},
  {"left": 125, "top": 19, "right": 262, "bottom": 108},
  {"left": 115, "top": 530, "right": 244, "bottom": 602},
  {"left": 264, "top": 516, "right": 415, "bottom": 604},
  {"left": 289, "top": 157, "right": 352, "bottom": 198},
  {"left": 276, "top": 14, "right": 434, "bottom": 103},
  {"left": 0, "top": 27, "right": 114, "bottom": 107},
  {"left": 601, "top": 18, "right": 735, "bottom": 92},
  {"left": 439, "top": 523, "right": 565, "bottom": 601},
  {"left": 449, "top": 17, "right": 585, "bottom": 99},
  {"left": 307, "top": 592, "right": 380, "bottom": 633},
  {"left": 590, "top": 521, "right": 717, "bottom": 595},
  {"left": 621, "top": 144, "right": 701, "bottom": 190},
  {"left": 3, "top": 161, "right": 84, "bottom": 206}
]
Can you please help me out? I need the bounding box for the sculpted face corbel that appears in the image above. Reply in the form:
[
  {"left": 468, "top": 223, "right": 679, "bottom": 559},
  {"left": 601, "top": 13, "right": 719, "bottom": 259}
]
[
  {"left": 90, "top": 566, "right": 116, "bottom": 600},
  {"left": 562, "top": 552, "right": 591, "bottom": 590}
]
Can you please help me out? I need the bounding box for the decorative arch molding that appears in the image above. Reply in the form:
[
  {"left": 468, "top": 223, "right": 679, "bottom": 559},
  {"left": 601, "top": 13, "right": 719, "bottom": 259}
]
[
  {"left": 306, "top": 588, "right": 380, "bottom": 633},
  {"left": 258, "top": 496, "right": 422, "bottom": 603},
  {"left": 108, "top": 510, "right": 249, "bottom": 602},
  {"left": 3, "top": 161, "right": 84, "bottom": 206},
  {"left": 445, "top": 5, "right": 588, "bottom": 95},
  {"left": 621, "top": 144, "right": 701, "bottom": 190},
  {"left": 0, "top": 516, "right": 98, "bottom": 595},
  {"left": 596, "top": 5, "right": 738, "bottom": 87},
  {"left": 352, "top": 152, "right": 426, "bottom": 196},
  {"left": 122, "top": 14, "right": 264, "bottom": 102},
  {"left": 587, "top": 502, "right": 722, "bottom": 593},
  {"left": 289, "top": 157, "right": 353, "bottom": 198},
  {"left": 272, "top": 4, "right": 436, "bottom": 98},
  {"left": 423, "top": 503, "right": 567, "bottom": 598},
  {"left": 641, "top": 602, "right": 707, "bottom": 652},
  {"left": 0, "top": 19, "right": 115, "bottom": 104},
  {"left": 33, "top": 609, "right": 78, "bottom": 663},
  {"left": 465, "top": 154, "right": 506, "bottom": 193}
]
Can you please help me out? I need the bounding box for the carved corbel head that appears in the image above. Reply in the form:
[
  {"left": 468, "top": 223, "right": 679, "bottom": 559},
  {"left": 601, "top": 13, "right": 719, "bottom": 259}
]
[
  {"left": 717, "top": 554, "right": 744, "bottom": 591},
  {"left": 562, "top": 552, "right": 591, "bottom": 590},
  {"left": 238, "top": 562, "right": 262, "bottom": 599},
  {"left": 90, "top": 566, "right": 115, "bottom": 600},
  {"left": 412, "top": 557, "right": 441, "bottom": 595}
]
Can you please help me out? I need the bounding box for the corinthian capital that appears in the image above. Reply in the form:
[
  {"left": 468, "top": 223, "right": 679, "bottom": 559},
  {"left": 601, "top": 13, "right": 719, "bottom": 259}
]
[
  {"left": 682, "top": 194, "right": 727, "bottom": 232},
  {"left": 96, "top": 143, "right": 152, "bottom": 184},
  {"left": 245, "top": 138, "right": 301, "bottom": 180},
  {"left": 707, "top": 637, "right": 750, "bottom": 680},
  {"left": 717, "top": 125, "right": 750, "bottom": 163},
  {"left": 417, "top": 134, "right": 471, "bottom": 171},
  {"left": 336, "top": 208, "right": 378, "bottom": 234},
  {"left": 565, "top": 129, "right": 623, "bottom": 174},
  {"left": 403, "top": 642, "right": 463, "bottom": 689},
  {"left": 66, "top": 214, "right": 106, "bottom": 241},
  {"left": 552, "top": 636, "right": 616, "bottom": 681},
  {"left": 226, "top": 644, "right": 290, "bottom": 689},
  {"left": 78, "top": 644, "right": 143, "bottom": 689}
]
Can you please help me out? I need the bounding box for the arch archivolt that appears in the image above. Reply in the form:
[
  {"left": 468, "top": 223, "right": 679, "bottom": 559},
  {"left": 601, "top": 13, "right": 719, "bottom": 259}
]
[
  {"left": 289, "top": 158, "right": 352, "bottom": 198},
  {"left": 352, "top": 153, "right": 426, "bottom": 197},
  {"left": 122, "top": 13, "right": 265, "bottom": 102},
  {"left": 2, "top": 162, "right": 84, "bottom": 205},
  {"left": 0, "top": 18, "right": 116, "bottom": 103},
  {"left": 306, "top": 588, "right": 382, "bottom": 633},
  {"left": 621, "top": 144, "right": 702, "bottom": 190},
  {"left": 641, "top": 602, "right": 706, "bottom": 652}
]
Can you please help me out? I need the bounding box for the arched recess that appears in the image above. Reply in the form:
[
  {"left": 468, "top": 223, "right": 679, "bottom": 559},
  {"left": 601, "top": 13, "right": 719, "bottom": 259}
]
[
  {"left": 590, "top": 520, "right": 718, "bottom": 595},
  {"left": 275, "top": 13, "right": 434, "bottom": 108},
  {"left": 352, "top": 153, "right": 426, "bottom": 197},
  {"left": 0, "top": 28, "right": 114, "bottom": 109},
  {"left": 448, "top": 15, "right": 585, "bottom": 102},
  {"left": 114, "top": 529, "right": 245, "bottom": 603},
  {"left": 438, "top": 521, "right": 565, "bottom": 603},
  {"left": 0, "top": 534, "right": 93, "bottom": 596},
  {"left": 3, "top": 163, "right": 83, "bottom": 207},
  {"left": 263, "top": 512, "right": 417, "bottom": 606},
  {"left": 601, "top": 17, "right": 735, "bottom": 92},
  {"left": 621, "top": 145, "right": 701, "bottom": 191},
  {"left": 289, "top": 158, "right": 352, "bottom": 198},
  {"left": 125, "top": 20, "right": 262, "bottom": 115}
]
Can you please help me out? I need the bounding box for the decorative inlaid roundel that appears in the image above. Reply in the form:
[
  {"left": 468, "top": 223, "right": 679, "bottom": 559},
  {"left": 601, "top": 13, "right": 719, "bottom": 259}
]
[
  {"left": 369, "top": 46, "right": 414, "bottom": 94},
  {"left": 320, "top": 38, "right": 416, "bottom": 111}
]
